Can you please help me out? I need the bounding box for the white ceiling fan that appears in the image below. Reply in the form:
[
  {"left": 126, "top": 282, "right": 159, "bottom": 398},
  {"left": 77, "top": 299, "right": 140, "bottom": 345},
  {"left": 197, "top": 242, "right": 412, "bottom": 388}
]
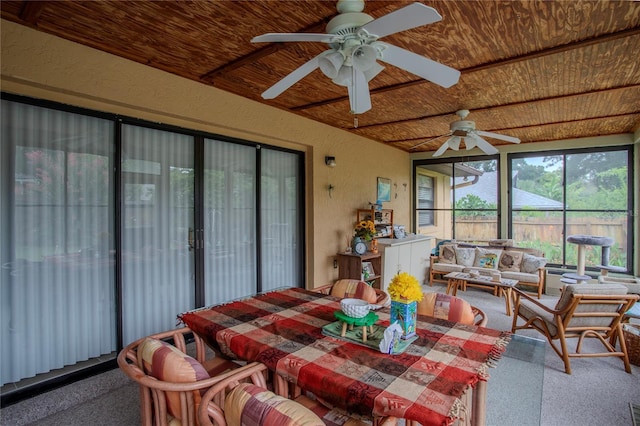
[
  {"left": 413, "top": 110, "right": 521, "bottom": 156},
  {"left": 251, "top": 0, "right": 460, "bottom": 115}
]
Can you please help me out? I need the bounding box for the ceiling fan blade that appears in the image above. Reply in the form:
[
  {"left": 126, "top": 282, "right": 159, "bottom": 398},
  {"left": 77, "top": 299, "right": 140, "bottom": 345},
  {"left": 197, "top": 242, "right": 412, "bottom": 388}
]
[
  {"left": 470, "top": 134, "right": 499, "bottom": 155},
  {"left": 261, "top": 54, "right": 321, "bottom": 99},
  {"left": 476, "top": 130, "right": 521, "bottom": 144},
  {"left": 252, "top": 33, "right": 339, "bottom": 43},
  {"left": 432, "top": 139, "right": 451, "bottom": 157},
  {"left": 348, "top": 69, "right": 372, "bottom": 114},
  {"left": 377, "top": 43, "right": 460, "bottom": 88},
  {"left": 360, "top": 3, "right": 442, "bottom": 38}
]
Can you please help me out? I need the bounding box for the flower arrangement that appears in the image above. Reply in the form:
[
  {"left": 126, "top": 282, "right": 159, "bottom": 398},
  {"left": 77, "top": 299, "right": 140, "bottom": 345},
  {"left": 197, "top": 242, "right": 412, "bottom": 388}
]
[
  {"left": 354, "top": 220, "right": 376, "bottom": 241},
  {"left": 388, "top": 272, "right": 423, "bottom": 303}
]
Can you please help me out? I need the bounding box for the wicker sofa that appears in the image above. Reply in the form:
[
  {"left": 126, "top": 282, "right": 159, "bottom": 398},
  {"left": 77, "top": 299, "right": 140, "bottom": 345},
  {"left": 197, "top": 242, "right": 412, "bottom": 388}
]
[{"left": 429, "top": 240, "right": 547, "bottom": 298}]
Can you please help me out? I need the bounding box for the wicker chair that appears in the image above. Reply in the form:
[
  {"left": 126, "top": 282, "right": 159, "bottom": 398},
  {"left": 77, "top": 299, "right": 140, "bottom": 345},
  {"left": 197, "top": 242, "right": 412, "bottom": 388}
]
[
  {"left": 417, "top": 292, "right": 488, "bottom": 327},
  {"left": 117, "top": 327, "right": 241, "bottom": 426},
  {"left": 511, "top": 284, "right": 638, "bottom": 374},
  {"left": 198, "top": 362, "right": 397, "bottom": 426},
  {"left": 315, "top": 279, "right": 391, "bottom": 307}
]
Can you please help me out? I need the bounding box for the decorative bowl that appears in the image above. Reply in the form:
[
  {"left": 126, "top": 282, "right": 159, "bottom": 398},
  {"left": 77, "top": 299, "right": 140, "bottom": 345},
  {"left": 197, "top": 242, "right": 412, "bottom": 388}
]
[{"left": 340, "top": 298, "right": 372, "bottom": 318}]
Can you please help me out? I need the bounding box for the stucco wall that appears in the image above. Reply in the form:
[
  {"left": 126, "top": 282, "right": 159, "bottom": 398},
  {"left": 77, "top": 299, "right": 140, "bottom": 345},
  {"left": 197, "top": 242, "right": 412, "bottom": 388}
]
[{"left": 1, "top": 19, "right": 412, "bottom": 289}]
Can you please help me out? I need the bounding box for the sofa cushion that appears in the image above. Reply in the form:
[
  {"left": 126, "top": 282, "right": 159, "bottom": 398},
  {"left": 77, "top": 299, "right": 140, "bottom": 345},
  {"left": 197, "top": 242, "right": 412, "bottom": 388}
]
[
  {"left": 138, "top": 337, "right": 210, "bottom": 420},
  {"left": 473, "top": 247, "right": 502, "bottom": 269},
  {"left": 439, "top": 244, "right": 458, "bottom": 264},
  {"left": 432, "top": 263, "right": 465, "bottom": 274},
  {"left": 224, "top": 383, "right": 324, "bottom": 426},
  {"left": 418, "top": 292, "right": 475, "bottom": 325},
  {"left": 455, "top": 247, "right": 476, "bottom": 268},
  {"left": 522, "top": 253, "right": 547, "bottom": 274},
  {"left": 500, "top": 270, "right": 540, "bottom": 284},
  {"left": 498, "top": 250, "right": 524, "bottom": 272}
]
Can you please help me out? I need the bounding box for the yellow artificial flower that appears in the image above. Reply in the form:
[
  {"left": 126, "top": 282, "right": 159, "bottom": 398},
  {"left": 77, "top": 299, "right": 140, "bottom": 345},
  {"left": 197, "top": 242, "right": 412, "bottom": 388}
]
[
  {"left": 387, "top": 272, "right": 423, "bottom": 303},
  {"left": 354, "top": 220, "right": 376, "bottom": 241}
]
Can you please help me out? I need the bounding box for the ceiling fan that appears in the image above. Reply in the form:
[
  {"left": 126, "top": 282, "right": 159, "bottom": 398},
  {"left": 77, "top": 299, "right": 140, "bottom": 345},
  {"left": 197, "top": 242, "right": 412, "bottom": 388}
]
[
  {"left": 413, "top": 110, "right": 521, "bottom": 156},
  {"left": 251, "top": 0, "right": 460, "bottom": 115}
]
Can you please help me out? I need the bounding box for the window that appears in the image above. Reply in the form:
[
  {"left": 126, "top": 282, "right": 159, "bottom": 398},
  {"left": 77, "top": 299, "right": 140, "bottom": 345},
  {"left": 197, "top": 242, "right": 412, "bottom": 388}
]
[
  {"left": 414, "top": 157, "right": 499, "bottom": 241},
  {"left": 509, "top": 147, "right": 632, "bottom": 272}
]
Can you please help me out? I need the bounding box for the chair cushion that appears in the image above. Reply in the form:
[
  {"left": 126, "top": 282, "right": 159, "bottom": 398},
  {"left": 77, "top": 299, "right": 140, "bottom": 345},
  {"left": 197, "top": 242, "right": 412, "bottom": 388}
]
[
  {"left": 138, "top": 337, "right": 210, "bottom": 419},
  {"left": 473, "top": 247, "right": 502, "bottom": 269},
  {"left": 224, "top": 383, "right": 324, "bottom": 426},
  {"left": 554, "top": 284, "right": 629, "bottom": 329},
  {"left": 418, "top": 293, "right": 475, "bottom": 325},
  {"left": 498, "top": 250, "right": 524, "bottom": 272},
  {"left": 439, "top": 244, "right": 458, "bottom": 264},
  {"left": 454, "top": 247, "right": 476, "bottom": 268},
  {"left": 295, "top": 394, "right": 370, "bottom": 426},
  {"left": 521, "top": 254, "right": 547, "bottom": 274},
  {"left": 331, "top": 279, "right": 377, "bottom": 304}
]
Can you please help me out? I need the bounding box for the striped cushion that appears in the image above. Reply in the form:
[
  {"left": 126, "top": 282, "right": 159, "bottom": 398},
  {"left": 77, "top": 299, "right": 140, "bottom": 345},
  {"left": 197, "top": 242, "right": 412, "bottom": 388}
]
[
  {"left": 418, "top": 293, "right": 475, "bottom": 325},
  {"left": 224, "top": 383, "right": 324, "bottom": 425},
  {"left": 331, "top": 279, "right": 377, "bottom": 304},
  {"left": 138, "top": 337, "right": 210, "bottom": 420}
]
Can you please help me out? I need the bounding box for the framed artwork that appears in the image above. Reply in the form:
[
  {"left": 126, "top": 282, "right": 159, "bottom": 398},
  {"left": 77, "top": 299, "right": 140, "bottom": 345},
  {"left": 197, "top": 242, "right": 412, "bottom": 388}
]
[{"left": 377, "top": 177, "right": 391, "bottom": 202}]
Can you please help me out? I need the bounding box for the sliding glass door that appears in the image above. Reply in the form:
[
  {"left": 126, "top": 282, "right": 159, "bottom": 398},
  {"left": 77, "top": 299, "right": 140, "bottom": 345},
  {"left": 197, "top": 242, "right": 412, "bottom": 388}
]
[{"left": 121, "top": 125, "right": 195, "bottom": 345}]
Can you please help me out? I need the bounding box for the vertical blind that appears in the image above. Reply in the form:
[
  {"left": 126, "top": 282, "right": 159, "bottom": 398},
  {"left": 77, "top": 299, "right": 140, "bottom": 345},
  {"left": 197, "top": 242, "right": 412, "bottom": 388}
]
[{"left": 1, "top": 101, "right": 116, "bottom": 385}]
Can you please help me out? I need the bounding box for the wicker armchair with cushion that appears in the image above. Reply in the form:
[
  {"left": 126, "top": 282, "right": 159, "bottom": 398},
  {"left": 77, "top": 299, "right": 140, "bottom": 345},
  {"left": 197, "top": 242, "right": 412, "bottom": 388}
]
[
  {"left": 198, "top": 362, "right": 397, "bottom": 426},
  {"left": 418, "top": 292, "right": 488, "bottom": 327},
  {"left": 117, "top": 327, "right": 242, "bottom": 426},
  {"left": 511, "top": 284, "right": 639, "bottom": 374},
  {"left": 315, "top": 279, "right": 391, "bottom": 307}
]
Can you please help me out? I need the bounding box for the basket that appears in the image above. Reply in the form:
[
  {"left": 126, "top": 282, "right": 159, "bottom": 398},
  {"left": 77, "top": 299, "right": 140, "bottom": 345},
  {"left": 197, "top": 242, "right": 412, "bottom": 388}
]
[
  {"left": 340, "top": 298, "right": 371, "bottom": 318},
  {"left": 622, "top": 323, "right": 640, "bottom": 366}
]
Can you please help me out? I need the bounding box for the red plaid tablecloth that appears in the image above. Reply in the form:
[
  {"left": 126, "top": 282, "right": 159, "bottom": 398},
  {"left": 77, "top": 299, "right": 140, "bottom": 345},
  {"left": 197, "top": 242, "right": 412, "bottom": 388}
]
[{"left": 178, "top": 288, "right": 510, "bottom": 426}]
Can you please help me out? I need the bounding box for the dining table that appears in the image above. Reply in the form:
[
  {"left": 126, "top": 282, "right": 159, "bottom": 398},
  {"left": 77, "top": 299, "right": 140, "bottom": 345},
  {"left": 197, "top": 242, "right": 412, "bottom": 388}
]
[{"left": 178, "top": 287, "right": 511, "bottom": 426}]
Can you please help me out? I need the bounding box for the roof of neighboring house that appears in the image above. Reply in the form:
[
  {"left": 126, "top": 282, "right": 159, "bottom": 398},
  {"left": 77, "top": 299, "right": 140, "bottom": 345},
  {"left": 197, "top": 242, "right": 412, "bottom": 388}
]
[{"left": 454, "top": 171, "right": 563, "bottom": 209}]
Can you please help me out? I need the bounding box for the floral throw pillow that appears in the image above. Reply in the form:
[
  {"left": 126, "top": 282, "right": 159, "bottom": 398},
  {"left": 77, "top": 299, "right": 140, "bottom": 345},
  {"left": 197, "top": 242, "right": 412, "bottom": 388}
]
[
  {"left": 522, "top": 253, "right": 547, "bottom": 274},
  {"left": 438, "top": 244, "right": 457, "bottom": 264},
  {"left": 498, "top": 250, "right": 524, "bottom": 272},
  {"left": 473, "top": 248, "right": 502, "bottom": 269},
  {"left": 455, "top": 247, "right": 476, "bottom": 268}
]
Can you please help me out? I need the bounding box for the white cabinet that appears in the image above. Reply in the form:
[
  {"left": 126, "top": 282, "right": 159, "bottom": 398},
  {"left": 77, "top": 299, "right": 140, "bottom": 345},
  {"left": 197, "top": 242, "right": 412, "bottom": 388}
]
[{"left": 377, "top": 235, "right": 434, "bottom": 291}]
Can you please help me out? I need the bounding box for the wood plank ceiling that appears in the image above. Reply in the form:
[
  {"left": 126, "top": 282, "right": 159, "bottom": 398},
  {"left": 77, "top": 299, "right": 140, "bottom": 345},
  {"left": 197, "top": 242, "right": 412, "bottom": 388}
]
[{"left": 2, "top": 0, "right": 639, "bottom": 154}]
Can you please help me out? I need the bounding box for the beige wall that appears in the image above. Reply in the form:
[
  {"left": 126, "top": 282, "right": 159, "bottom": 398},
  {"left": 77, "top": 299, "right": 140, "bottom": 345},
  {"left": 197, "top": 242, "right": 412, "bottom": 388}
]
[{"left": 1, "top": 19, "right": 412, "bottom": 289}]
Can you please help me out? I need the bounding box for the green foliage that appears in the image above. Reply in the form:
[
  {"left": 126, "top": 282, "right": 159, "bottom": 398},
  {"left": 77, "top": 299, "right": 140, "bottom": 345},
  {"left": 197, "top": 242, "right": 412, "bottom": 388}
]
[{"left": 454, "top": 194, "right": 496, "bottom": 217}]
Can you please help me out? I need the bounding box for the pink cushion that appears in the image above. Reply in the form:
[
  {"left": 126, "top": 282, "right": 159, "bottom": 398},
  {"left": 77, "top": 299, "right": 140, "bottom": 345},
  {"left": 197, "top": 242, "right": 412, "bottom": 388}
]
[
  {"left": 224, "top": 383, "right": 323, "bottom": 425},
  {"left": 138, "top": 337, "right": 210, "bottom": 419},
  {"left": 418, "top": 293, "right": 475, "bottom": 325}
]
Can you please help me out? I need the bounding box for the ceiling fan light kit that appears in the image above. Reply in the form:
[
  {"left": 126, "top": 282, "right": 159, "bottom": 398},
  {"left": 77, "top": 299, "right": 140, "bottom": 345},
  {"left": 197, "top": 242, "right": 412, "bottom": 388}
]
[{"left": 251, "top": 0, "right": 461, "bottom": 115}]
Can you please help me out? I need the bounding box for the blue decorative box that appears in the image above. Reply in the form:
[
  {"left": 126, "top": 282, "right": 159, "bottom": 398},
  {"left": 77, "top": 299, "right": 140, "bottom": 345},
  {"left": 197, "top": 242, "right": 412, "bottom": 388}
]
[{"left": 390, "top": 299, "right": 417, "bottom": 340}]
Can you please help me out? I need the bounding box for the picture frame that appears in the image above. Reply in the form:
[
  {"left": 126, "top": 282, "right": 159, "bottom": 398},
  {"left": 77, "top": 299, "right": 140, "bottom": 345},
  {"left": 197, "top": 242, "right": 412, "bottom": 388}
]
[
  {"left": 362, "top": 261, "right": 375, "bottom": 278},
  {"left": 377, "top": 177, "right": 391, "bottom": 202}
]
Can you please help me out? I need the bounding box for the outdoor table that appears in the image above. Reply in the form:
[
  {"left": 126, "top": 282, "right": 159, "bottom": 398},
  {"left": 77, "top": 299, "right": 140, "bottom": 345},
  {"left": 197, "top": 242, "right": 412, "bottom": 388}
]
[
  {"left": 445, "top": 272, "right": 519, "bottom": 316},
  {"left": 178, "top": 287, "right": 510, "bottom": 426}
]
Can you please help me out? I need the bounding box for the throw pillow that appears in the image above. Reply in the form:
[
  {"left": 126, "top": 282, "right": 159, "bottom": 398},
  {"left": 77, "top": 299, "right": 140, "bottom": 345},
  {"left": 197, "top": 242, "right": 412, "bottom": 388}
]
[
  {"left": 498, "top": 250, "right": 524, "bottom": 272},
  {"left": 418, "top": 293, "right": 475, "bottom": 325},
  {"left": 454, "top": 247, "right": 476, "bottom": 267},
  {"left": 522, "top": 253, "right": 547, "bottom": 274},
  {"left": 138, "top": 337, "right": 210, "bottom": 420},
  {"left": 473, "top": 248, "right": 502, "bottom": 269},
  {"left": 439, "top": 244, "right": 457, "bottom": 264},
  {"left": 224, "top": 383, "right": 324, "bottom": 426}
]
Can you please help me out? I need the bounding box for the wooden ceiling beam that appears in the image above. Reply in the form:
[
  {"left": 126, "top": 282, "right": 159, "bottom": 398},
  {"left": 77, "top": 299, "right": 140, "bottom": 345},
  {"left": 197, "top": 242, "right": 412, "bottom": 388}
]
[
  {"left": 293, "top": 26, "right": 640, "bottom": 111},
  {"left": 355, "top": 84, "right": 640, "bottom": 131},
  {"left": 19, "top": 1, "right": 47, "bottom": 25},
  {"left": 383, "top": 111, "right": 640, "bottom": 145}
]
